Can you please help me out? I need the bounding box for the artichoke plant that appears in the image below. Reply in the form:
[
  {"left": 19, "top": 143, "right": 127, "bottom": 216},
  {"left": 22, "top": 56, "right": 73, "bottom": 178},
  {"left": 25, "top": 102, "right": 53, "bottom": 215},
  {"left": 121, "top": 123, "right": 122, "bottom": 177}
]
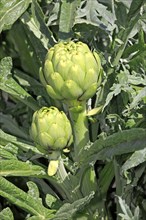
[
  {"left": 30, "top": 106, "right": 73, "bottom": 176},
  {"left": 40, "top": 41, "right": 102, "bottom": 103}
]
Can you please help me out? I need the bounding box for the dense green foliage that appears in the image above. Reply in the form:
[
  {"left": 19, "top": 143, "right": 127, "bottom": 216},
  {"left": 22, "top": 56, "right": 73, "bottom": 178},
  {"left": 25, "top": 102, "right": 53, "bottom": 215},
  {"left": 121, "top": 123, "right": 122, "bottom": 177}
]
[{"left": 0, "top": 0, "right": 146, "bottom": 219}]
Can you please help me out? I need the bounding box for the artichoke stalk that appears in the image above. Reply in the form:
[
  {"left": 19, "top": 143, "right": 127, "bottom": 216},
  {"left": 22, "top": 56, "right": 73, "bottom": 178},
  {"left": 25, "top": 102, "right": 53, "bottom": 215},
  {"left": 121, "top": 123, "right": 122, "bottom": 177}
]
[
  {"left": 30, "top": 106, "right": 73, "bottom": 176},
  {"left": 40, "top": 41, "right": 102, "bottom": 161}
]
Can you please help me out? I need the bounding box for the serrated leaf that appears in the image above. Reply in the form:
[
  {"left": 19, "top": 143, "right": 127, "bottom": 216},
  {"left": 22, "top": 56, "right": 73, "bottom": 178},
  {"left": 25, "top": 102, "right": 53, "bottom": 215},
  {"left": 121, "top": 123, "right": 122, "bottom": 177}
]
[
  {"left": 30, "top": 0, "right": 55, "bottom": 48},
  {"left": 0, "top": 113, "right": 29, "bottom": 140},
  {"left": 45, "top": 194, "right": 58, "bottom": 208},
  {"left": 118, "top": 213, "right": 131, "bottom": 220},
  {"left": 110, "top": 3, "right": 144, "bottom": 69},
  {"left": 0, "top": 0, "right": 31, "bottom": 33},
  {"left": 27, "top": 181, "right": 40, "bottom": 199},
  {"left": 58, "top": 0, "right": 80, "bottom": 40},
  {"left": 128, "top": 75, "right": 146, "bottom": 86},
  {"left": 118, "top": 197, "right": 140, "bottom": 220},
  {"left": 53, "top": 192, "right": 95, "bottom": 220},
  {"left": 118, "top": 197, "right": 133, "bottom": 218},
  {"left": 95, "top": 130, "right": 146, "bottom": 161},
  {"left": 73, "top": 22, "right": 98, "bottom": 41},
  {"left": 0, "top": 129, "right": 40, "bottom": 154},
  {"left": 0, "top": 177, "right": 55, "bottom": 218},
  {"left": 13, "top": 69, "right": 51, "bottom": 106},
  {"left": 103, "top": 84, "right": 122, "bottom": 109},
  {"left": 123, "top": 29, "right": 146, "bottom": 72},
  {"left": 0, "top": 57, "right": 39, "bottom": 111},
  {"left": 76, "top": 0, "right": 116, "bottom": 32},
  {"left": 122, "top": 148, "right": 146, "bottom": 172},
  {"left": 1, "top": 143, "right": 18, "bottom": 156},
  {"left": 8, "top": 22, "right": 42, "bottom": 78},
  {"left": 81, "top": 128, "right": 146, "bottom": 164},
  {"left": 127, "top": 0, "right": 145, "bottom": 21},
  {"left": 0, "top": 159, "right": 47, "bottom": 177},
  {"left": 45, "top": 194, "right": 62, "bottom": 210},
  {"left": 115, "top": 1, "right": 128, "bottom": 27},
  {"left": 0, "top": 145, "right": 17, "bottom": 160},
  {"left": 20, "top": 11, "right": 48, "bottom": 60},
  {"left": 0, "top": 207, "right": 14, "bottom": 220},
  {"left": 130, "top": 87, "right": 146, "bottom": 109}
]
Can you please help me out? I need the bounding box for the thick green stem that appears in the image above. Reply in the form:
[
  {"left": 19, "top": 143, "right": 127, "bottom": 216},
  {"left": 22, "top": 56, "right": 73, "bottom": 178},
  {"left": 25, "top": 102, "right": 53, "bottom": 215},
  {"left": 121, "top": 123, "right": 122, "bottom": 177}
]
[
  {"left": 68, "top": 101, "right": 97, "bottom": 207},
  {"left": 68, "top": 101, "right": 89, "bottom": 162}
]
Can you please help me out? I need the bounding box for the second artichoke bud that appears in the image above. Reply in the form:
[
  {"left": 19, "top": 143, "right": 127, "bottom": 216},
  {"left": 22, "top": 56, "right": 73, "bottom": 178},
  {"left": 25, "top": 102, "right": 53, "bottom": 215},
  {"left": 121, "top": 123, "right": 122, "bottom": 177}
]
[
  {"left": 40, "top": 41, "right": 102, "bottom": 102},
  {"left": 30, "top": 106, "right": 73, "bottom": 154}
]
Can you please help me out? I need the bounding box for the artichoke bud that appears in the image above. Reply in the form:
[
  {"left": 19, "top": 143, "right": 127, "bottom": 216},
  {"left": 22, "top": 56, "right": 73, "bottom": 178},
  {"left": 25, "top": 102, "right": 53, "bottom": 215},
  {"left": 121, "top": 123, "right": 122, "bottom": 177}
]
[
  {"left": 42, "top": 41, "right": 102, "bottom": 102},
  {"left": 30, "top": 107, "right": 73, "bottom": 153}
]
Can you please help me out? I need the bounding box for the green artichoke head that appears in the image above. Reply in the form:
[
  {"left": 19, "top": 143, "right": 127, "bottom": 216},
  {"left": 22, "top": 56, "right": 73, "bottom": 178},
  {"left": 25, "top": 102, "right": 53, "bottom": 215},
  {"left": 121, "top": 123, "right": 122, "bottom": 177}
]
[
  {"left": 30, "top": 107, "right": 73, "bottom": 154},
  {"left": 40, "top": 41, "right": 102, "bottom": 102}
]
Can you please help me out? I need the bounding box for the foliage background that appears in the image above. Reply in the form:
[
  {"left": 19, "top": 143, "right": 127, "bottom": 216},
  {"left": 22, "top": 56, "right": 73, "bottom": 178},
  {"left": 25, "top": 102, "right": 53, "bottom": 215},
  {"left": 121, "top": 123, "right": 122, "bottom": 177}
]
[{"left": 0, "top": 0, "right": 146, "bottom": 219}]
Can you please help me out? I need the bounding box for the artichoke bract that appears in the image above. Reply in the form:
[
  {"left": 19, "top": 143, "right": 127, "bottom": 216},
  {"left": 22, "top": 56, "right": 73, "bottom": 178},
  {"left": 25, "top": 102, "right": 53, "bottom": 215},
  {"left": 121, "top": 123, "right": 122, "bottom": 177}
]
[
  {"left": 40, "top": 41, "right": 102, "bottom": 102},
  {"left": 30, "top": 106, "right": 73, "bottom": 154}
]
